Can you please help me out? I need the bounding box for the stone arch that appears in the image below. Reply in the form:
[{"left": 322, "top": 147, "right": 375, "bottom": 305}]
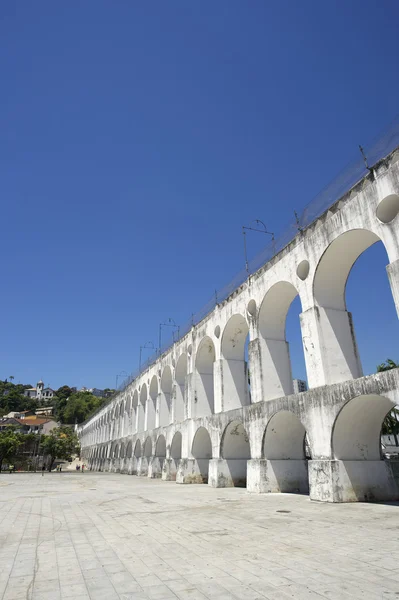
[
  {"left": 191, "top": 426, "right": 212, "bottom": 483},
  {"left": 263, "top": 410, "right": 306, "bottom": 459},
  {"left": 174, "top": 354, "right": 187, "bottom": 422},
  {"left": 220, "top": 420, "right": 251, "bottom": 487},
  {"left": 126, "top": 441, "right": 133, "bottom": 458},
  {"left": 221, "top": 314, "right": 249, "bottom": 360},
  {"left": 159, "top": 366, "right": 172, "bottom": 427},
  {"left": 155, "top": 434, "right": 166, "bottom": 457},
  {"left": 258, "top": 281, "right": 303, "bottom": 399},
  {"left": 144, "top": 436, "right": 152, "bottom": 458},
  {"left": 312, "top": 229, "right": 391, "bottom": 384},
  {"left": 120, "top": 443, "right": 125, "bottom": 459},
  {"left": 134, "top": 439, "right": 142, "bottom": 458},
  {"left": 194, "top": 336, "right": 216, "bottom": 417},
  {"left": 262, "top": 410, "right": 309, "bottom": 494},
  {"left": 332, "top": 394, "right": 395, "bottom": 461},
  {"left": 327, "top": 393, "right": 399, "bottom": 501},
  {"left": 220, "top": 314, "right": 250, "bottom": 410},
  {"left": 170, "top": 431, "right": 182, "bottom": 460},
  {"left": 314, "top": 229, "right": 384, "bottom": 311}
]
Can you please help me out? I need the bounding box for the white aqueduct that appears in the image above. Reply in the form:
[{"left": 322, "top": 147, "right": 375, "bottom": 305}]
[{"left": 78, "top": 146, "right": 399, "bottom": 502}]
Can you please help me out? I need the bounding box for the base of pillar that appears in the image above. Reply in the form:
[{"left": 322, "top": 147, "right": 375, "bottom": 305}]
[
  {"left": 162, "top": 458, "right": 178, "bottom": 481},
  {"left": 247, "top": 459, "right": 309, "bottom": 494},
  {"left": 208, "top": 458, "right": 247, "bottom": 488},
  {"left": 137, "top": 457, "right": 149, "bottom": 477},
  {"left": 309, "top": 459, "right": 399, "bottom": 502},
  {"left": 148, "top": 457, "right": 164, "bottom": 478},
  {"left": 176, "top": 459, "right": 208, "bottom": 484}
]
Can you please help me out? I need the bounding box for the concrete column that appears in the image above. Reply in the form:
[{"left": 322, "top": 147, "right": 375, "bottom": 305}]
[
  {"left": 176, "top": 459, "right": 207, "bottom": 484},
  {"left": 185, "top": 373, "right": 194, "bottom": 419},
  {"left": 137, "top": 457, "right": 149, "bottom": 477},
  {"left": 308, "top": 459, "right": 399, "bottom": 502},
  {"left": 247, "top": 459, "right": 309, "bottom": 494},
  {"left": 208, "top": 458, "right": 247, "bottom": 488},
  {"left": 148, "top": 457, "right": 164, "bottom": 479},
  {"left": 214, "top": 359, "right": 249, "bottom": 413},
  {"left": 300, "top": 306, "right": 362, "bottom": 388},
  {"left": 387, "top": 259, "right": 399, "bottom": 319},
  {"left": 248, "top": 337, "right": 293, "bottom": 402},
  {"left": 162, "top": 458, "right": 179, "bottom": 481}
]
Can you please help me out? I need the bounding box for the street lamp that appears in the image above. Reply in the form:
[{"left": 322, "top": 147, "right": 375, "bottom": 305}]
[
  {"left": 158, "top": 318, "right": 180, "bottom": 356},
  {"left": 139, "top": 342, "right": 156, "bottom": 372},
  {"left": 242, "top": 219, "right": 275, "bottom": 273},
  {"left": 115, "top": 371, "right": 128, "bottom": 390}
]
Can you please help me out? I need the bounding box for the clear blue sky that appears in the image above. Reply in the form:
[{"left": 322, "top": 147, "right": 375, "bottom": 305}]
[{"left": 1, "top": 1, "right": 398, "bottom": 390}]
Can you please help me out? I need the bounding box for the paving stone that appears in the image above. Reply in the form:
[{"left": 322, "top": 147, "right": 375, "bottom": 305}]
[{"left": 1, "top": 472, "right": 399, "bottom": 600}]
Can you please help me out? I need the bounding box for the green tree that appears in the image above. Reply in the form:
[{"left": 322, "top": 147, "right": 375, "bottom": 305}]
[
  {"left": 54, "top": 386, "right": 74, "bottom": 422},
  {"left": 0, "top": 427, "right": 25, "bottom": 472},
  {"left": 62, "top": 391, "right": 106, "bottom": 424},
  {"left": 377, "top": 359, "right": 399, "bottom": 444},
  {"left": 40, "top": 427, "right": 80, "bottom": 471},
  {"left": 377, "top": 359, "right": 399, "bottom": 372}
]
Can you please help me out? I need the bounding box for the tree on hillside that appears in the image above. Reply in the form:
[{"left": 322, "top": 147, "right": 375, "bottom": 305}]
[
  {"left": 0, "top": 427, "right": 25, "bottom": 472},
  {"left": 40, "top": 427, "right": 80, "bottom": 471},
  {"left": 54, "top": 386, "right": 75, "bottom": 422},
  {"left": 62, "top": 391, "right": 106, "bottom": 424}
]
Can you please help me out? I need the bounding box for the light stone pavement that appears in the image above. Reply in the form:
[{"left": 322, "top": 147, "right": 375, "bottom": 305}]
[{"left": 1, "top": 474, "right": 399, "bottom": 600}]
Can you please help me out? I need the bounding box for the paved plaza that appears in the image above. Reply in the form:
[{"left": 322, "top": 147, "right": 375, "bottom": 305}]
[{"left": 1, "top": 474, "right": 399, "bottom": 600}]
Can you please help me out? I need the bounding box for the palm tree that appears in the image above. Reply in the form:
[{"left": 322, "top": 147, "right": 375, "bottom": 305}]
[
  {"left": 9, "top": 376, "right": 14, "bottom": 384},
  {"left": 377, "top": 359, "right": 399, "bottom": 372}
]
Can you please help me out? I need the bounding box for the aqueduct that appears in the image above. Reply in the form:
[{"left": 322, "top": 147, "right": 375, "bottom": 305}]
[{"left": 78, "top": 146, "right": 399, "bottom": 502}]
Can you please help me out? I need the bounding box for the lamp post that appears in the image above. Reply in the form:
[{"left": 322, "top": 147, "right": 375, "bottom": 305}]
[
  {"left": 158, "top": 318, "right": 180, "bottom": 356},
  {"left": 139, "top": 342, "right": 156, "bottom": 372},
  {"left": 115, "top": 371, "right": 128, "bottom": 390},
  {"left": 242, "top": 219, "right": 275, "bottom": 273}
]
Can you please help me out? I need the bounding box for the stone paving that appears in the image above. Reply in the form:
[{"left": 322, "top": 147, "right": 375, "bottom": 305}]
[{"left": 1, "top": 473, "right": 399, "bottom": 600}]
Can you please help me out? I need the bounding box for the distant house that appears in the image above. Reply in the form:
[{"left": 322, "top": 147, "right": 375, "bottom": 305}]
[
  {"left": 90, "top": 388, "right": 106, "bottom": 398},
  {"left": 0, "top": 416, "right": 58, "bottom": 435},
  {"left": 35, "top": 406, "right": 54, "bottom": 417},
  {"left": 5, "top": 409, "right": 35, "bottom": 419}
]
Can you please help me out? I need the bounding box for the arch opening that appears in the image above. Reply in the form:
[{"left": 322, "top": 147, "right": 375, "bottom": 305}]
[
  {"left": 138, "top": 385, "right": 147, "bottom": 433},
  {"left": 221, "top": 315, "right": 250, "bottom": 410},
  {"left": 314, "top": 229, "right": 398, "bottom": 384},
  {"left": 262, "top": 410, "right": 309, "bottom": 494},
  {"left": 159, "top": 367, "right": 172, "bottom": 427},
  {"left": 171, "top": 431, "right": 182, "bottom": 460},
  {"left": 258, "top": 281, "right": 305, "bottom": 399},
  {"left": 174, "top": 354, "right": 187, "bottom": 422},
  {"left": 194, "top": 337, "right": 216, "bottom": 418},
  {"left": 147, "top": 376, "right": 158, "bottom": 431},
  {"left": 332, "top": 394, "right": 396, "bottom": 461},
  {"left": 155, "top": 435, "right": 166, "bottom": 457},
  {"left": 192, "top": 427, "right": 212, "bottom": 484},
  {"left": 220, "top": 421, "right": 250, "bottom": 487}
]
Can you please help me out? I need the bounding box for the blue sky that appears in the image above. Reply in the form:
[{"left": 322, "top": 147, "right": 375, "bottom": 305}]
[{"left": 1, "top": 1, "right": 398, "bottom": 390}]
